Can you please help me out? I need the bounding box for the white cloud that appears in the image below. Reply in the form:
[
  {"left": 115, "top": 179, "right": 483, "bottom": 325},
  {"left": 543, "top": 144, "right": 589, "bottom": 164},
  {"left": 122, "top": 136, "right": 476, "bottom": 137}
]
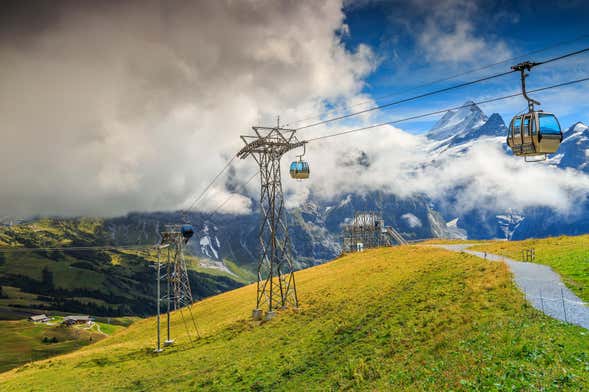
[
  {"left": 0, "top": 0, "right": 376, "bottom": 217},
  {"left": 419, "top": 20, "right": 510, "bottom": 64},
  {"left": 410, "top": 139, "right": 589, "bottom": 214},
  {"left": 414, "top": 0, "right": 511, "bottom": 64},
  {"left": 284, "top": 125, "right": 589, "bottom": 217}
]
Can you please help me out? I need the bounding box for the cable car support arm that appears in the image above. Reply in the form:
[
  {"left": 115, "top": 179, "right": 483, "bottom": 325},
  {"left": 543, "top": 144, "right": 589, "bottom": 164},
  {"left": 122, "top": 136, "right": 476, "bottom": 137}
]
[
  {"left": 237, "top": 127, "right": 307, "bottom": 160},
  {"left": 512, "top": 61, "right": 541, "bottom": 112}
]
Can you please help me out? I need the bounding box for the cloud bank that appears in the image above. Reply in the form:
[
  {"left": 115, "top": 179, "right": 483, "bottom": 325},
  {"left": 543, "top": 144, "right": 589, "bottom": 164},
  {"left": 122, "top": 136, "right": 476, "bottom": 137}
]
[
  {"left": 287, "top": 126, "right": 589, "bottom": 217},
  {"left": 0, "top": 0, "right": 374, "bottom": 217}
]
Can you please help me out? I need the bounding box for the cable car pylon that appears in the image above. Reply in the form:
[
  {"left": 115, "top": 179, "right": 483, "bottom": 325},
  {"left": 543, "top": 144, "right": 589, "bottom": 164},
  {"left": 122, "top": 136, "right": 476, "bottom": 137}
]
[
  {"left": 154, "top": 224, "right": 199, "bottom": 352},
  {"left": 237, "top": 119, "right": 304, "bottom": 320}
]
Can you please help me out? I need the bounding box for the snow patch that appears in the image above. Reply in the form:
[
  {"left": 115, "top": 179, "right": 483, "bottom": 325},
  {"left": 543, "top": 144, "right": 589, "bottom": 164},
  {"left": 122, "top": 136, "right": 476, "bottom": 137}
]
[
  {"left": 337, "top": 194, "right": 353, "bottom": 209},
  {"left": 200, "top": 235, "right": 219, "bottom": 259},
  {"left": 446, "top": 218, "right": 459, "bottom": 228},
  {"left": 198, "top": 259, "right": 236, "bottom": 276}
]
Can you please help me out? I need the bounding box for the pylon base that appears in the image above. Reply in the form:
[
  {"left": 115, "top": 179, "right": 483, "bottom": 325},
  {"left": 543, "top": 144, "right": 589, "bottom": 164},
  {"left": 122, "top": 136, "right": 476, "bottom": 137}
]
[{"left": 252, "top": 309, "right": 263, "bottom": 321}]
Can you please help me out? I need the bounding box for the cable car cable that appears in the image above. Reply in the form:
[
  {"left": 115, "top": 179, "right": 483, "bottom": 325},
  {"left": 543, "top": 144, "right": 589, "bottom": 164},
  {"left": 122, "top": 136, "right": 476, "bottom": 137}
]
[
  {"left": 295, "top": 69, "right": 516, "bottom": 131},
  {"left": 295, "top": 46, "right": 589, "bottom": 132},
  {"left": 178, "top": 46, "right": 589, "bottom": 216},
  {"left": 305, "top": 75, "right": 589, "bottom": 142},
  {"left": 206, "top": 171, "right": 258, "bottom": 219},
  {"left": 181, "top": 155, "right": 237, "bottom": 218},
  {"left": 158, "top": 171, "right": 258, "bottom": 248},
  {"left": 535, "top": 46, "right": 589, "bottom": 66},
  {"left": 186, "top": 170, "right": 259, "bottom": 228},
  {"left": 284, "top": 33, "right": 589, "bottom": 128},
  {"left": 193, "top": 75, "right": 589, "bottom": 224}
]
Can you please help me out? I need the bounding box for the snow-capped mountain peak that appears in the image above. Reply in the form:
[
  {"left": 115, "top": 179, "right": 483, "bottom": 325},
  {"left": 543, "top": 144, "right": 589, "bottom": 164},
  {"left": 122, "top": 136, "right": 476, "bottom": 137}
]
[
  {"left": 565, "top": 122, "right": 588, "bottom": 138},
  {"left": 477, "top": 113, "right": 507, "bottom": 136},
  {"left": 425, "top": 102, "right": 507, "bottom": 156},
  {"left": 427, "top": 101, "right": 488, "bottom": 141}
]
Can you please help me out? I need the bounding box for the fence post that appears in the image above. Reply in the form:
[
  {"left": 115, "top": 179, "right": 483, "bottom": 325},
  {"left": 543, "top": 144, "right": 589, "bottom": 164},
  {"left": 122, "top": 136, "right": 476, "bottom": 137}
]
[{"left": 561, "top": 288, "right": 568, "bottom": 323}]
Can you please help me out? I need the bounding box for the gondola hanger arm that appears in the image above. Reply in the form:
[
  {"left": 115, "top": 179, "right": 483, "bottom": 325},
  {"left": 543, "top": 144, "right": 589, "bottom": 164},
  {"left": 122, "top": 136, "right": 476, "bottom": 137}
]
[{"left": 512, "top": 61, "right": 541, "bottom": 112}]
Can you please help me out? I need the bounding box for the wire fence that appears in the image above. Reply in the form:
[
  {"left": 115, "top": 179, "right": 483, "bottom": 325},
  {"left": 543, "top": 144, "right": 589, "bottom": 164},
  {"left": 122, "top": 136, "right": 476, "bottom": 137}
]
[
  {"left": 464, "top": 249, "right": 588, "bottom": 327},
  {"left": 522, "top": 286, "right": 586, "bottom": 324}
]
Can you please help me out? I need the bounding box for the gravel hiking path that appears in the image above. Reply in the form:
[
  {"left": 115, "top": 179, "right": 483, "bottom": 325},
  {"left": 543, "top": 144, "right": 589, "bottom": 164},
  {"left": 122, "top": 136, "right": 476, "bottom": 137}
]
[{"left": 435, "top": 244, "right": 589, "bottom": 330}]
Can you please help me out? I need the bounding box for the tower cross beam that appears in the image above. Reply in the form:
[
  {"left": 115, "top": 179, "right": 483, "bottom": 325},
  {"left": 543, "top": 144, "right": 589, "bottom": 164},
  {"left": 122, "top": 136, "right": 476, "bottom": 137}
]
[{"left": 237, "top": 127, "right": 306, "bottom": 160}]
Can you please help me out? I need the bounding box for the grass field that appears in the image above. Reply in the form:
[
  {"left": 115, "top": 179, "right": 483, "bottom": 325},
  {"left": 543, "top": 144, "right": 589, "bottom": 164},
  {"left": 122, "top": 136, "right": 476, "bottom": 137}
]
[
  {"left": 1, "top": 245, "right": 587, "bottom": 391},
  {"left": 471, "top": 235, "right": 589, "bottom": 303},
  {"left": 0, "top": 317, "right": 127, "bottom": 373}
]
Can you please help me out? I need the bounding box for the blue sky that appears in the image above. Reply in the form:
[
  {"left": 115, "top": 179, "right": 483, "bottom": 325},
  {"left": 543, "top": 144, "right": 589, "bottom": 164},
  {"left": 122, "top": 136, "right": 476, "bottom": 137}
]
[{"left": 338, "top": 0, "right": 589, "bottom": 134}]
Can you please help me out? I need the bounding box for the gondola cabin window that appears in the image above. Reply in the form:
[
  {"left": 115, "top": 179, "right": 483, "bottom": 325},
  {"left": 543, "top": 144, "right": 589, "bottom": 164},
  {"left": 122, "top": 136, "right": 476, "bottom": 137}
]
[
  {"left": 523, "top": 116, "right": 531, "bottom": 136},
  {"left": 512, "top": 117, "right": 521, "bottom": 137},
  {"left": 538, "top": 113, "right": 561, "bottom": 135}
]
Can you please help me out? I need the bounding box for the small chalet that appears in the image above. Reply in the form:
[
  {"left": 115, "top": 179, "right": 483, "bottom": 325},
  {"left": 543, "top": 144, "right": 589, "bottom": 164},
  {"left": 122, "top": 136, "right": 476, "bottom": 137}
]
[
  {"left": 62, "top": 315, "right": 93, "bottom": 326},
  {"left": 29, "top": 314, "right": 50, "bottom": 323}
]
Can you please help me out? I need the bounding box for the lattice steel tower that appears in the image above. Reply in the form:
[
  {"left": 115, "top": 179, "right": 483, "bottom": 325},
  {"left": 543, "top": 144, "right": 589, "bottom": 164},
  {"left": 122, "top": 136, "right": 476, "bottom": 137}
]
[
  {"left": 161, "top": 225, "right": 194, "bottom": 308},
  {"left": 154, "top": 224, "right": 198, "bottom": 352},
  {"left": 237, "top": 122, "right": 303, "bottom": 320}
]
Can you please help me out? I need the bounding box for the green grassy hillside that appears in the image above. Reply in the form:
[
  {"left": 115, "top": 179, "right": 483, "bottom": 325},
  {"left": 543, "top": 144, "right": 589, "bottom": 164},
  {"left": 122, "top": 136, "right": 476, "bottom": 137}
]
[
  {"left": 471, "top": 235, "right": 589, "bottom": 302},
  {"left": 1, "top": 245, "right": 587, "bottom": 391},
  {"left": 0, "top": 219, "right": 249, "bottom": 319},
  {"left": 0, "top": 317, "right": 128, "bottom": 373}
]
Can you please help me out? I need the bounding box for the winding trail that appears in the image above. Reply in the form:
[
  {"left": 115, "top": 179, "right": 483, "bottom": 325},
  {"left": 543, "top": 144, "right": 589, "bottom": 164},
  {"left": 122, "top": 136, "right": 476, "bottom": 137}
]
[{"left": 436, "top": 244, "right": 589, "bottom": 330}]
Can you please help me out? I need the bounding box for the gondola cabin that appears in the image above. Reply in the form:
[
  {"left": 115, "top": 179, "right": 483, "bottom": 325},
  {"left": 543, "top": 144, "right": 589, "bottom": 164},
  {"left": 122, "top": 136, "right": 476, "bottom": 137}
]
[
  {"left": 181, "top": 224, "right": 195, "bottom": 242},
  {"left": 507, "top": 111, "right": 563, "bottom": 159},
  {"left": 289, "top": 160, "right": 310, "bottom": 179}
]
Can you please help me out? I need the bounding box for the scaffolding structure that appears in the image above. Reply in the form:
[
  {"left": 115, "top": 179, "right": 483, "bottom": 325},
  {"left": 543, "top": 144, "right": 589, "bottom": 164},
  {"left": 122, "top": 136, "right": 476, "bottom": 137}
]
[
  {"left": 342, "top": 211, "right": 407, "bottom": 253},
  {"left": 237, "top": 122, "right": 303, "bottom": 320}
]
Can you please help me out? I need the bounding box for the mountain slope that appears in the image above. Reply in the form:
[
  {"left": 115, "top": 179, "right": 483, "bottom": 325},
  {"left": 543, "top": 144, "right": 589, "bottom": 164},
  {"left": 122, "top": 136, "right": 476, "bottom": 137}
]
[
  {"left": 0, "top": 196, "right": 450, "bottom": 320},
  {"left": 0, "top": 218, "right": 245, "bottom": 319},
  {"left": 1, "top": 244, "right": 587, "bottom": 391}
]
